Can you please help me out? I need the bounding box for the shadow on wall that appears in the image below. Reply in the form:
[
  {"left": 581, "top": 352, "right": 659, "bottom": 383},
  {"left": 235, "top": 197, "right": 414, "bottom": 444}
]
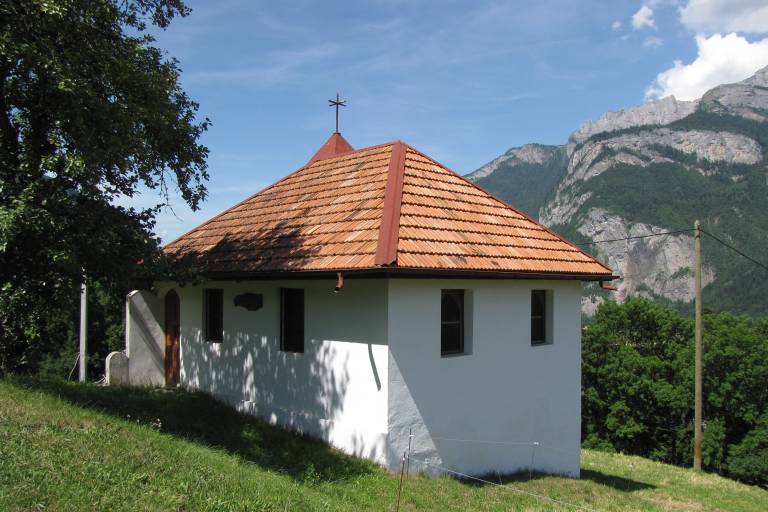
[
  {"left": 170, "top": 225, "right": 378, "bottom": 457},
  {"left": 182, "top": 327, "right": 353, "bottom": 451},
  {"left": 126, "top": 291, "right": 164, "bottom": 385},
  {"left": 16, "top": 378, "right": 376, "bottom": 483}
]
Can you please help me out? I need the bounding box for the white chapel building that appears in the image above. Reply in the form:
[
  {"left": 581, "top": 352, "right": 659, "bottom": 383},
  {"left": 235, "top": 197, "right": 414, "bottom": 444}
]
[{"left": 123, "top": 131, "right": 614, "bottom": 477}]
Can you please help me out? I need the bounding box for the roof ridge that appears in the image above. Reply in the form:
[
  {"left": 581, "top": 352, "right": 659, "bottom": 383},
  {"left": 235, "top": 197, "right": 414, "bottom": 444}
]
[
  {"left": 399, "top": 144, "right": 614, "bottom": 276},
  {"left": 374, "top": 141, "right": 407, "bottom": 266},
  {"left": 307, "top": 139, "right": 400, "bottom": 165}
]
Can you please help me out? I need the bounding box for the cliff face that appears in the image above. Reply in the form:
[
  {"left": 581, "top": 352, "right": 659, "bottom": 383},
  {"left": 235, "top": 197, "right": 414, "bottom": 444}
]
[
  {"left": 468, "top": 66, "right": 768, "bottom": 315},
  {"left": 467, "top": 144, "right": 567, "bottom": 219},
  {"left": 542, "top": 128, "right": 762, "bottom": 226},
  {"left": 570, "top": 95, "right": 698, "bottom": 143}
]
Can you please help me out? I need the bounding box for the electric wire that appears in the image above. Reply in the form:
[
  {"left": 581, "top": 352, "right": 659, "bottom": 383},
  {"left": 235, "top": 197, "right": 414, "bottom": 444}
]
[
  {"left": 574, "top": 226, "right": 768, "bottom": 274},
  {"left": 576, "top": 229, "right": 694, "bottom": 246},
  {"left": 700, "top": 229, "right": 768, "bottom": 273}
]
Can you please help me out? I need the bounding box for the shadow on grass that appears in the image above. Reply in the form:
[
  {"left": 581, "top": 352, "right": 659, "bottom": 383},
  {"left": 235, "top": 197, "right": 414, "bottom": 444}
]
[
  {"left": 580, "top": 469, "right": 655, "bottom": 492},
  {"left": 9, "top": 377, "right": 378, "bottom": 484},
  {"left": 444, "top": 469, "right": 655, "bottom": 493}
]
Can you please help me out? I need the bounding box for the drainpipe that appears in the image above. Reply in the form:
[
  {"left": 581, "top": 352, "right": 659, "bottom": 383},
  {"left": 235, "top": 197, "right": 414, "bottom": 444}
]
[{"left": 334, "top": 271, "right": 344, "bottom": 293}]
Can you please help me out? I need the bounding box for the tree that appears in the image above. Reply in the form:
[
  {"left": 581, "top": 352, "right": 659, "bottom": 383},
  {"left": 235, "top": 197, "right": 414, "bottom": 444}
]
[
  {"left": 582, "top": 298, "right": 768, "bottom": 486},
  {"left": 0, "top": 0, "right": 209, "bottom": 372}
]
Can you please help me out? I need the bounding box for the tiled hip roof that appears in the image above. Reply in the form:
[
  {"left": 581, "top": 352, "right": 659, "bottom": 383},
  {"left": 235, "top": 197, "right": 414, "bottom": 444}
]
[{"left": 163, "top": 134, "right": 613, "bottom": 280}]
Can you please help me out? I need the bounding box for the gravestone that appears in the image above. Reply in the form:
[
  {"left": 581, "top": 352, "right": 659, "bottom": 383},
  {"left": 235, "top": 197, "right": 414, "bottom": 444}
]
[{"left": 106, "top": 351, "right": 129, "bottom": 386}]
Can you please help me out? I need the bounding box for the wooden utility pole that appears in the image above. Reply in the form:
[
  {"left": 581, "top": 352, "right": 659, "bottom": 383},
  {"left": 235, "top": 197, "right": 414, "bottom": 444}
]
[
  {"left": 79, "top": 282, "right": 88, "bottom": 382},
  {"left": 694, "top": 220, "right": 703, "bottom": 470}
]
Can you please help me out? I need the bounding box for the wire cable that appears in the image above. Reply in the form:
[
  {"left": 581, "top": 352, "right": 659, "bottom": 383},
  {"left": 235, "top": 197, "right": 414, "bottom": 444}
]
[
  {"left": 576, "top": 229, "right": 694, "bottom": 246},
  {"left": 700, "top": 229, "right": 768, "bottom": 273},
  {"left": 429, "top": 437, "right": 582, "bottom": 457},
  {"left": 408, "top": 456, "right": 599, "bottom": 512},
  {"left": 67, "top": 352, "right": 80, "bottom": 381},
  {"left": 431, "top": 436, "right": 538, "bottom": 446}
]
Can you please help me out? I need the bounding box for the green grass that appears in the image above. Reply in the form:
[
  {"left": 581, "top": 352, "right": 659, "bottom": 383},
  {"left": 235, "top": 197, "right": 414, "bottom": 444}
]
[{"left": 1, "top": 377, "right": 765, "bottom": 511}]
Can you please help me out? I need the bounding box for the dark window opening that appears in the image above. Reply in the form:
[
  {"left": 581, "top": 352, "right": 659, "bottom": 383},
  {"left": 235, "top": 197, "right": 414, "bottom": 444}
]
[
  {"left": 531, "top": 290, "right": 546, "bottom": 345},
  {"left": 281, "top": 288, "right": 304, "bottom": 353},
  {"left": 204, "top": 288, "right": 223, "bottom": 342},
  {"left": 441, "top": 289, "right": 464, "bottom": 355}
]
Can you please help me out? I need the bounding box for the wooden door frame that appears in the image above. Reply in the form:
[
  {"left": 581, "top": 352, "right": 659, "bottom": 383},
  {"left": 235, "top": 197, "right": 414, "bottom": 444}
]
[{"left": 164, "top": 289, "right": 180, "bottom": 386}]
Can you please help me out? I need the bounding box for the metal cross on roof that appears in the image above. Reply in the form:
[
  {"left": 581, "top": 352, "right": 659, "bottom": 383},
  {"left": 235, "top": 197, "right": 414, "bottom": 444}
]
[{"left": 328, "top": 92, "right": 347, "bottom": 134}]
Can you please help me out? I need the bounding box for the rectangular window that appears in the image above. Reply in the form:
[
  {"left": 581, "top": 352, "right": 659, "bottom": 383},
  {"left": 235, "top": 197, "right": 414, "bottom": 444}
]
[
  {"left": 531, "top": 289, "right": 548, "bottom": 345},
  {"left": 441, "top": 289, "right": 464, "bottom": 355},
  {"left": 203, "top": 288, "right": 223, "bottom": 342},
  {"left": 281, "top": 288, "right": 304, "bottom": 353}
]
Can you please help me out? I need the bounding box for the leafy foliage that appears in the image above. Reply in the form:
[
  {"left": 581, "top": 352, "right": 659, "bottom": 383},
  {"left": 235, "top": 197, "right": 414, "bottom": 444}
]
[
  {"left": 0, "top": 0, "right": 208, "bottom": 373},
  {"left": 583, "top": 298, "right": 768, "bottom": 486}
]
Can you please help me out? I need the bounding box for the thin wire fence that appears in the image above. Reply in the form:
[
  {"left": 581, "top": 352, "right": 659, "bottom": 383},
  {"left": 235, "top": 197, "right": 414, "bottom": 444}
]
[
  {"left": 430, "top": 435, "right": 582, "bottom": 458},
  {"left": 394, "top": 431, "right": 599, "bottom": 512},
  {"left": 406, "top": 455, "right": 599, "bottom": 512}
]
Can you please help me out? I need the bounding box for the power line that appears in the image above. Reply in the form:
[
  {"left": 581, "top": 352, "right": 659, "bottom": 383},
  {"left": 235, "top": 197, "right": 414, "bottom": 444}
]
[
  {"left": 575, "top": 227, "right": 768, "bottom": 273},
  {"left": 700, "top": 229, "right": 768, "bottom": 273},
  {"left": 576, "top": 229, "right": 694, "bottom": 246}
]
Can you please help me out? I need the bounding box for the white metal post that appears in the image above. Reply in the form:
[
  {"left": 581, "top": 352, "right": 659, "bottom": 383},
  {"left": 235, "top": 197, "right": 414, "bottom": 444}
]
[{"left": 79, "top": 282, "right": 88, "bottom": 382}]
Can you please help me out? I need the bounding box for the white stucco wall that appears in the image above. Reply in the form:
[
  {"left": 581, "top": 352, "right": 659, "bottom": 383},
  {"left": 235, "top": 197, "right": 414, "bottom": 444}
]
[
  {"left": 386, "top": 279, "right": 582, "bottom": 477},
  {"left": 126, "top": 276, "right": 584, "bottom": 476},
  {"left": 168, "top": 278, "right": 390, "bottom": 464},
  {"left": 125, "top": 290, "right": 165, "bottom": 386}
]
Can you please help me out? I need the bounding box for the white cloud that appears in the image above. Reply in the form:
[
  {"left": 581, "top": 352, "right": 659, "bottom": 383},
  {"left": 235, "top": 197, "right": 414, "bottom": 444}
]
[
  {"left": 643, "top": 36, "right": 664, "bottom": 48},
  {"left": 646, "top": 33, "right": 768, "bottom": 100},
  {"left": 633, "top": 5, "right": 657, "bottom": 30},
  {"left": 611, "top": 20, "right": 623, "bottom": 31},
  {"left": 680, "top": 0, "right": 768, "bottom": 34}
]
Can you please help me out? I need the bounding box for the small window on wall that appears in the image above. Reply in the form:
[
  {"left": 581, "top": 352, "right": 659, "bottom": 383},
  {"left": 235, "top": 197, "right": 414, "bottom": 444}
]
[
  {"left": 203, "top": 288, "right": 223, "bottom": 343},
  {"left": 281, "top": 288, "right": 304, "bottom": 353},
  {"left": 441, "top": 289, "right": 464, "bottom": 355},
  {"left": 531, "top": 289, "right": 552, "bottom": 345}
]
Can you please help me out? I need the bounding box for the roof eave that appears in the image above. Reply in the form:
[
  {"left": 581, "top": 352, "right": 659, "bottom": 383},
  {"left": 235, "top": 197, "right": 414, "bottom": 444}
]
[{"left": 188, "top": 267, "right": 618, "bottom": 282}]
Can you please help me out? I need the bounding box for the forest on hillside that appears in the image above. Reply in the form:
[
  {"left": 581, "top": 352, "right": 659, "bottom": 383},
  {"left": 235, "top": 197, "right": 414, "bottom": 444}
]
[{"left": 583, "top": 298, "right": 768, "bottom": 487}]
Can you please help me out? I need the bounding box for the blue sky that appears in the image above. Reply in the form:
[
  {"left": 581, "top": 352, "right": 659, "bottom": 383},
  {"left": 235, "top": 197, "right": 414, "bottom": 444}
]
[{"left": 143, "top": 0, "right": 768, "bottom": 242}]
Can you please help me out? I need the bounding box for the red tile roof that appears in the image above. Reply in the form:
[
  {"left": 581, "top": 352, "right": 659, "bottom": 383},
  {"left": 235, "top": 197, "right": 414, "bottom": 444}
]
[
  {"left": 307, "top": 132, "right": 355, "bottom": 165},
  {"left": 164, "top": 135, "right": 614, "bottom": 280}
]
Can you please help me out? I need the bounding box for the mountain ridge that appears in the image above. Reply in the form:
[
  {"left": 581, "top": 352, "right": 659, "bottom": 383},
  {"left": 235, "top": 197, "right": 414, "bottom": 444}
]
[{"left": 468, "top": 66, "right": 768, "bottom": 315}]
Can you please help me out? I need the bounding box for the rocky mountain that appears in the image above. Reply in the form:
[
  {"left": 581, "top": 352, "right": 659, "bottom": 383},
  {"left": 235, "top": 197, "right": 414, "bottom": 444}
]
[
  {"left": 468, "top": 67, "right": 768, "bottom": 315},
  {"left": 468, "top": 144, "right": 566, "bottom": 217},
  {"left": 570, "top": 95, "right": 698, "bottom": 143}
]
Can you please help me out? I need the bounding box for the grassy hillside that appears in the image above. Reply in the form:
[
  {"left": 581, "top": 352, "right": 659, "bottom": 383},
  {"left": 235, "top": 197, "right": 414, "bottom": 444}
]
[{"left": 1, "top": 378, "right": 766, "bottom": 511}]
